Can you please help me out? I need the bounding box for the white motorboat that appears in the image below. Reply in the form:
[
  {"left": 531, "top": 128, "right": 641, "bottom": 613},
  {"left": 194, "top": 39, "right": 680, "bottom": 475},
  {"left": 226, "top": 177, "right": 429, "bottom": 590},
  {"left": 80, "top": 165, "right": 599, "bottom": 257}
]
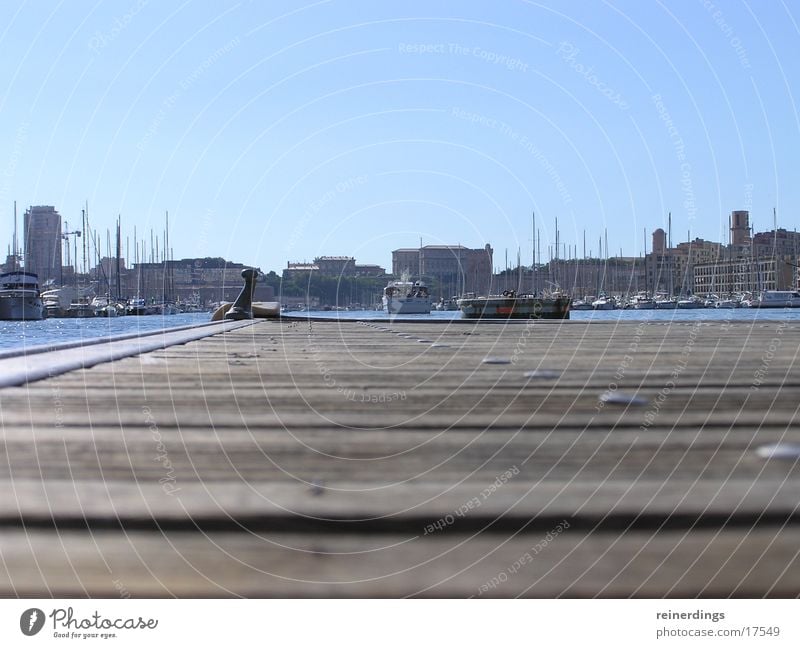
[
  {"left": 571, "top": 298, "right": 593, "bottom": 311},
  {"left": 748, "top": 290, "right": 800, "bottom": 308},
  {"left": 42, "top": 288, "right": 70, "bottom": 318},
  {"left": 156, "top": 302, "right": 180, "bottom": 315},
  {"left": 383, "top": 279, "right": 432, "bottom": 315},
  {"left": 0, "top": 271, "right": 44, "bottom": 321},
  {"left": 591, "top": 295, "right": 616, "bottom": 310},
  {"left": 92, "top": 296, "right": 121, "bottom": 317},
  {"left": 41, "top": 286, "right": 95, "bottom": 317},
  {"left": 628, "top": 293, "right": 656, "bottom": 309},
  {"left": 438, "top": 296, "right": 460, "bottom": 311},
  {"left": 676, "top": 297, "right": 704, "bottom": 309},
  {"left": 127, "top": 297, "right": 155, "bottom": 316}
]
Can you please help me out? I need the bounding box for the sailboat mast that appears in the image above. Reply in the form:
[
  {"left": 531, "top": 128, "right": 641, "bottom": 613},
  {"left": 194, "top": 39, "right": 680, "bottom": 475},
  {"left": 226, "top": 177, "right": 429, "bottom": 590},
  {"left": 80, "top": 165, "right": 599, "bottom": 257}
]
[
  {"left": 668, "top": 212, "right": 672, "bottom": 296},
  {"left": 165, "top": 211, "right": 169, "bottom": 302},
  {"left": 12, "top": 200, "right": 17, "bottom": 271},
  {"left": 531, "top": 211, "right": 535, "bottom": 295},
  {"left": 116, "top": 217, "right": 121, "bottom": 299},
  {"left": 555, "top": 217, "right": 558, "bottom": 261},
  {"left": 106, "top": 228, "right": 112, "bottom": 297},
  {"left": 536, "top": 229, "right": 540, "bottom": 295},
  {"left": 603, "top": 229, "right": 608, "bottom": 294},
  {"left": 774, "top": 207, "right": 778, "bottom": 289},
  {"left": 84, "top": 201, "right": 89, "bottom": 276}
]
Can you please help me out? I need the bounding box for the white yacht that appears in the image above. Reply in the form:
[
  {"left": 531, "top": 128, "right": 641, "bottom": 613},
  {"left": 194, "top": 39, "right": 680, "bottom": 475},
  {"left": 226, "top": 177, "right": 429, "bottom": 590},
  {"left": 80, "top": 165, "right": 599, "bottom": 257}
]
[
  {"left": 652, "top": 292, "right": 676, "bottom": 309},
  {"left": 628, "top": 293, "right": 656, "bottom": 309},
  {"left": 92, "top": 296, "right": 120, "bottom": 317},
  {"left": 676, "top": 297, "right": 704, "bottom": 309},
  {"left": 715, "top": 297, "right": 739, "bottom": 308},
  {"left": 0, "top": 271, "right": 44, "bottom": 320},
  {"left": 382, "top": 279, "right": 432, "bottom": 315},
  {"left": 748, "top": 290, "right": 800, "bottom": 308},
  {"left": 591, "top": 293, "right": 616, "bottom": 310},
  {"left": 571, "top": 298, "right": 593, "bottom": 311}
]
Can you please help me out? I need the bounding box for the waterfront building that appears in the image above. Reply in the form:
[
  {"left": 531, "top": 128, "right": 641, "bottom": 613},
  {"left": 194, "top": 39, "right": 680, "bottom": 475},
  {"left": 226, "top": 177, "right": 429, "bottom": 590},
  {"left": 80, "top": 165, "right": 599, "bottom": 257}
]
[
  {"left": 23, "top": 205, "right": 62, "bottom": 283},
  {"left": 392, "top": 244, "right": 493, "bottom": 295},
  {"left": 693, "top": 256, "right": 793, "bottom": 295},
  {"left": 351, "top": 264, "right": 386, "bottom": 277},
  {"left": 646, "top": 238, "right": 724, "bottom": 296},
  {"left": 533, "top": 257, "right": 646, "bottom": 297},
  {"left": 283, "top": 257, "right": 386, "bottom": 280},
  {"left": 283, "top": 262, "right": 319, "bottom": 279},
  {"left": 391, "top": 248, "right": 420, "bottom": 277},
  {"left": 751, "top": 228, "right": 800, "bottom": 260},
  {"left": 313, "top": 256, "right": 386, "bottom": 277},
  {"left": 126, "top": 257, "right": 269, "bottom": 304},
  {"left": 689, "top": 216, "right": 799, "bottom": 295},
  {"left": 314, "top": 256, "right": 354, "bottom": 276}
]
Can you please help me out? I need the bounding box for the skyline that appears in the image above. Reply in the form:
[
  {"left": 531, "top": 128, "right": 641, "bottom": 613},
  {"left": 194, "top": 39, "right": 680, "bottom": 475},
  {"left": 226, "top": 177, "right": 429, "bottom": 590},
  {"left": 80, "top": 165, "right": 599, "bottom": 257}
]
[{"left": 1, "top": 1, "right": 799, "bottom": 272}]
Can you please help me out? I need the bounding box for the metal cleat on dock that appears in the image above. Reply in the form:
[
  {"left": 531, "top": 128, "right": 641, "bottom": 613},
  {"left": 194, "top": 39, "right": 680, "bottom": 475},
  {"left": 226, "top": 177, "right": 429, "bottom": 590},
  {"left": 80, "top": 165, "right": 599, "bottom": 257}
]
[{"left": 224, "top": 268, "right": 260, "bottom": 320}]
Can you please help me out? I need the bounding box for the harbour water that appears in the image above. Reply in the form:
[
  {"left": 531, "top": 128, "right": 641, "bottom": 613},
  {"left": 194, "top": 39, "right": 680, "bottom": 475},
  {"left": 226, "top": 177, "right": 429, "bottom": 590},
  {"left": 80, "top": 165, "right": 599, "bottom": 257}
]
[
  {"left": 0, "top": 312, "right": 210, "bottom": 352},
  {"left": 3, "top": 308, "right": 800, "bottom": 353}
]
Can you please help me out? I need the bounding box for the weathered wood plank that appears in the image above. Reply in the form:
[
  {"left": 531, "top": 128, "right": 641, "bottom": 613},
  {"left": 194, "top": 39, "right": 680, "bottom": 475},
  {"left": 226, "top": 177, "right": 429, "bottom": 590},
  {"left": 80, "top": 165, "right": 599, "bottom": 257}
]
[
  {"left": 1, "top": 479, "right": 798, "bottom": 522},
  {"left": 1, "top": 426, "right": 798, "bottom": 482},
  {"left": 1, "top": 528, "right": 797, "bottom": 597}
]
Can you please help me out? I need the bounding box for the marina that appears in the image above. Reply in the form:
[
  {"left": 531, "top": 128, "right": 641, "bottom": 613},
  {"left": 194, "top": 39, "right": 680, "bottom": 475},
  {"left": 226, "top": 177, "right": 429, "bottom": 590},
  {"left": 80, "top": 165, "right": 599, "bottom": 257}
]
[{"left": 0, "top": 315, "right": 798, "bottom": 596}]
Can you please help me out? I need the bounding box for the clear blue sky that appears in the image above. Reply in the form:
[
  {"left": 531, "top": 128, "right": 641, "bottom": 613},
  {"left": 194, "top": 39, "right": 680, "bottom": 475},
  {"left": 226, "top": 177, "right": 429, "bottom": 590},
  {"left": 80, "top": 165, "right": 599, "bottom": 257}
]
[{"left": 1, "top": 0, "right": 798, "bottom": 273}]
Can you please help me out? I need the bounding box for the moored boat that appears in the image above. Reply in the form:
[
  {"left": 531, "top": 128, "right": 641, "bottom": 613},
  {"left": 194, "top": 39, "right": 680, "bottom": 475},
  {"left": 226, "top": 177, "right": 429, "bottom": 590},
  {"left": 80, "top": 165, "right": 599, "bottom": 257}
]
[
  {"left": 571, "top": 298, "right": 593, "bottom": 311},
  {"left": 0, "top": 271, "right": 44, "bottom": 321},
  {"left": 92, "top": 296, "right": 121, "bottom": 317},
  {"left": 458, "top": 291, "right": 570, "bottom": 319},
  {"left": 676, "top": 297, "right": 704, "bottom": 309},
  {"left": 591, "top": 295, "right": 616, "bottom": 310},
  {"left": 435, "top": 296, "right": 460, "bottom": 311},
  {"left": 155, "top": 302, "right": 180, "bottom": 315},
  {"left": 715, "top": 297, "right": 739, "bottom": 308},
  {"left": 126, "top": 297, "right": 155, "bottom": 316},
  {"left": 382, "top": 279, "right": 432, "bottom": 315},
  {"left": 747, "top": 290, "right": 800, "bottom": 308},
  {"left": 628, "top": 293, "right": 656, "bottom": 309},
  {"left": 655, "top": 297, "right": 678, "bottom": 309}
]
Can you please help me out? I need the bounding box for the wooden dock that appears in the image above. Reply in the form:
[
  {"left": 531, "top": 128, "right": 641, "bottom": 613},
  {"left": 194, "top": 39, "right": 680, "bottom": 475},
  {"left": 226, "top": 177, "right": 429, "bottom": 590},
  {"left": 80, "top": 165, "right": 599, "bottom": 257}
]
[{"left": 1, "top": 317, "right": 799, "bottom": 597}]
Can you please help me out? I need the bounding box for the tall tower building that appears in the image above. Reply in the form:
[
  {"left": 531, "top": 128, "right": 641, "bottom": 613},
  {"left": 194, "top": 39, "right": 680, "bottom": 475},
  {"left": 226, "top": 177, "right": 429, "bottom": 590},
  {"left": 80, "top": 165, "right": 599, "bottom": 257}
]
[
  {"left": 730, "top": 210, "right": 750, "bottom": 246},
  {"left": 652, "top": 228, "right": 666, "bottom": 253},
  {"left": 24, "top": 205, "right": 62, "bottom": 282}
]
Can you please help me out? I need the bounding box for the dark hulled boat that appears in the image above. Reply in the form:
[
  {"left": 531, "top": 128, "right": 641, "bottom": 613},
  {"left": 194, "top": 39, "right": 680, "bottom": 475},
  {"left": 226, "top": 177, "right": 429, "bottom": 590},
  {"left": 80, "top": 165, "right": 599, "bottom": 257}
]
[{"left": 458, "top": 291, "right": 570, "bottom": 319}]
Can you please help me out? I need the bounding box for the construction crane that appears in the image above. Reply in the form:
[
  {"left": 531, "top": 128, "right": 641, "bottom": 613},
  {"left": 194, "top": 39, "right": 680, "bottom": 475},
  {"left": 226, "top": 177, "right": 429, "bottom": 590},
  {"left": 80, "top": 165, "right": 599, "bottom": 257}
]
[{"left": 61, "top": 223, "right": 82, "bottom": 285}]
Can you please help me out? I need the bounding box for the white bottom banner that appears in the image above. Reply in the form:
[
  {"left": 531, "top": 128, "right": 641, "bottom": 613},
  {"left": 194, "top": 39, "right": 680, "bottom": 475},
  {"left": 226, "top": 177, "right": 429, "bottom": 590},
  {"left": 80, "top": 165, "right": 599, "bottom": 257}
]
[{"left": 1, "top": 599, "right": 796, "bottom": 647}]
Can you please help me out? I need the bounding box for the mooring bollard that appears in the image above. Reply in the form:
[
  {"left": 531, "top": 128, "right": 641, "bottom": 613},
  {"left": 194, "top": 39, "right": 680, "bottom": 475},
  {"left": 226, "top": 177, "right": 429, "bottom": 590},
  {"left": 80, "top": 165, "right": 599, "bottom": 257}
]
[{"left": 224, "top": 268, "right": 260, "bottom": 320}]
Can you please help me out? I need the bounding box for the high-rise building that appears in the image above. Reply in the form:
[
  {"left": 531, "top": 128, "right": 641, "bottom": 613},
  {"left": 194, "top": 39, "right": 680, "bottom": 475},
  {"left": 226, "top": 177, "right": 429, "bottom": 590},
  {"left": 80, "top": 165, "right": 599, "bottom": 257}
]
[{"left": 23, "top": 205, "right": 62, "bottom": 282}]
